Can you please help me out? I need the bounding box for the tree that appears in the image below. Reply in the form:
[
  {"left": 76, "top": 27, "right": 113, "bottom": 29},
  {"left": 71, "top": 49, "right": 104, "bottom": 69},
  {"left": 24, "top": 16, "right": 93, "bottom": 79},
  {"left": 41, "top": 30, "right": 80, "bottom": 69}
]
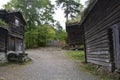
[
  {"left": 25, "top": 24, "right": 56, "bottom": 48},
  {"left": 56, "top": 0, "right": 83, "bottom": 22},
  {"left": 55, "top": 21, "right": 63, "bottom": 31},
  {"left": 81, "top": 0, "right": 96, "bottom": 19},
  {"left": 54, "top": 21, "right": 67, "bottom": 43},
  {"left": 4, "top": 0, "right": 56, "bottom": 48},
  {"left": 4, "top": 0, "right": 55, "bottom": 31}
]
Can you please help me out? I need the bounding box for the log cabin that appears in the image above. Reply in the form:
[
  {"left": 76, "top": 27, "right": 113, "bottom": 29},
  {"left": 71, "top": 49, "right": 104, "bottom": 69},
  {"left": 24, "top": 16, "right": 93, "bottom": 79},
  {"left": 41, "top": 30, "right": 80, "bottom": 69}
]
[
  {"left": 66, "top": 23, "right": 83, "bottom": 49},
  {"left": 81, "top": 0, "right": 120, "bottom": 72},
  {"left": 0, "top": 10, "right": 26, "bottom": 62}
]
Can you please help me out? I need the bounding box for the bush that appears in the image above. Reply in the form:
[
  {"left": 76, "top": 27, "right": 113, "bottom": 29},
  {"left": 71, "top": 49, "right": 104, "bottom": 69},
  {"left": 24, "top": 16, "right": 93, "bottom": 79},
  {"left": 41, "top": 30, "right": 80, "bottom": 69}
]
[{"left": 25, "top": 25, "right": 56, "bottom": 49}]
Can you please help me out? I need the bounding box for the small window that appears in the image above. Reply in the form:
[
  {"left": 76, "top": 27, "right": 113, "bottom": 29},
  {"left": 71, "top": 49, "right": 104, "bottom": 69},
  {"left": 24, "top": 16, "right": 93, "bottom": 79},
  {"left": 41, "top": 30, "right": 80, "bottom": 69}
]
[{"left": 15, "top": 19, "right": 19, "bottom": 26}]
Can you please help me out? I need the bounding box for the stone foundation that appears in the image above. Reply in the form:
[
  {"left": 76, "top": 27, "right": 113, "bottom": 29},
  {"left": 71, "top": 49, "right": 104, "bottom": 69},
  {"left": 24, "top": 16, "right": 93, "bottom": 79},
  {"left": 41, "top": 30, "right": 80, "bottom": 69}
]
[{"left": 0, "top": 52, "right": 7, "bottom": 63}]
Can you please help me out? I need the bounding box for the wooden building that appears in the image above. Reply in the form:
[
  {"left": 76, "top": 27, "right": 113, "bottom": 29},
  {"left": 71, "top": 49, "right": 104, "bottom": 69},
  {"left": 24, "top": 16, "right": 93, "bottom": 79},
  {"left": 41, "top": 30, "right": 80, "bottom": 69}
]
[
  {"left": 66, "top": 23, "right": 83, "bottom": 47},
  {"left": 0, "top": 10, "right": 26, "bottom": 62},
  {"left": 81, "top": 0, "right": 120, "bottom": 72}
]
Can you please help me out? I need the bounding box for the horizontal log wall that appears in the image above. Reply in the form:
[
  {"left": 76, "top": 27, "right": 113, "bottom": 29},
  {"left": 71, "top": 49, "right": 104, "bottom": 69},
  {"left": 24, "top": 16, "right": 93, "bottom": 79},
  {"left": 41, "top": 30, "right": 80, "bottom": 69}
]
[
  {"left": 66, "top": 24, "right": 83, "bottom": 45},
  {"left": 82, "top": 0, "right": 120, "bottom": 68},
  {"left": 0, "top": 28, "right": 7, "bottom": 52},
  {"left": 8, "top": 14, "right": 24, "bottom": 35}
]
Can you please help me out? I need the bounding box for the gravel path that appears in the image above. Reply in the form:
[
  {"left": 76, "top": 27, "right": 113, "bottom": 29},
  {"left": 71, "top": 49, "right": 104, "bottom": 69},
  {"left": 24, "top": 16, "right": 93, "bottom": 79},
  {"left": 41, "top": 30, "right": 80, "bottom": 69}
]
[{"left": 0, "top": 47, "right": 100, "bottom": 80}]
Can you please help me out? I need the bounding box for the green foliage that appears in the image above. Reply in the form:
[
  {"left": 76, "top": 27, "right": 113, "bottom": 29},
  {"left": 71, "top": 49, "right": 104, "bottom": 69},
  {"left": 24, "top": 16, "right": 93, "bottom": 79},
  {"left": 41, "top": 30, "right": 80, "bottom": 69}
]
[
  {"left": 56, "top": 30, "right": 67, "bottom": 41},
  {"left": 4, "top": 0, "right": 55, "bottom": 31},
  {"left": 55, "top": 21, "right": 67, "bottom": 41},
  {"left": 0, "top": 62, "right": 11, "bottom": 67},
  {"left": 56, "top": 0, "right": 83, "bottom": 22},
  {"left": 66, "top": 50, "right": 85, "bottom": 62},
  {"left": 81, "top": 0, "right": 96, "bottom": 20},
  {"left": 25, "top": 30, "right": 39, "bottom": 48},
  {"left": 25, "top": 25, "right": 56, "bottom": 48},
  {"left": 66, "top": 50, "right": 119, "bottom": 80},
  {"left": 67, "top": 14, "right": 82, "bottom": 23},
  {"left": 0, "top": 19, "right": 8, "bottom": 26},
  {"left": 25, "top": 23, "right": 66, "bottom": 48},
  {"left": 82, "top": 63, "right": 119, "bottom": 80},
  {"left": 101, "top": 73, "right": 118, "bottom": 80},
  {"left": 82, "top": 63, "right": 98, "bottom": 74},
  {"left": 4, "top": 0, "right": 58, "bottom": 48},
  {"left": 4, "top": 0, "right": 67, "bottom": 48},
  {"left": 55, "top": 21, "right": 63, "bottom": 31}
]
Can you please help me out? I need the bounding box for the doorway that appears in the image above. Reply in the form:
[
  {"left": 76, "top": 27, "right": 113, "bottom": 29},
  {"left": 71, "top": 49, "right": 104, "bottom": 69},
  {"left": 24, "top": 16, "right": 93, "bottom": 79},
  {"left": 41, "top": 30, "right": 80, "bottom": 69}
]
[{"left": 112, "top": 23, "right": 120, "bottom": 72}]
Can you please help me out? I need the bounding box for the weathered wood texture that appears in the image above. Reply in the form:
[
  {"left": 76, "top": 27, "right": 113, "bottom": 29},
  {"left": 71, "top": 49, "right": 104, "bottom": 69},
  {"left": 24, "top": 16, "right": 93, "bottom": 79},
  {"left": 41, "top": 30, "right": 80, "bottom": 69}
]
[
  {"left": 66, "top": 23, "right": 83, "bottom": 45},
  {"left": 81, "top": 0, "right": 120, "bottom": 71},
  {"left": 0, "top": 10, "right": 25, "bottom": 52},
  {"left": 8, "top": 12, "right": 25, "bottom": 35},
  {"left": 0, "top": 27, "right": 7, "bottom": 52}
]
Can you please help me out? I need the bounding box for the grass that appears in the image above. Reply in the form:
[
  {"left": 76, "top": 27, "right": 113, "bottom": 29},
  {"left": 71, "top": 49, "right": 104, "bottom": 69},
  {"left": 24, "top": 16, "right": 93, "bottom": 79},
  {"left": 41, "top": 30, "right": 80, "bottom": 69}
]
[
  {"left": 0, "top": 62, "right": 12, "bottom": 67},
  {"left": 82, "top": 63, "right": 119, "bottom": 80},
  {"left": 0, "top": 59, "right": 32, "bottom": 67},
  {"left": 66, "top": 50, "right": 119, "bottom": 80},
  {"left": 66, "top": 50, "right": 85, "bottom": 62},
  {"left": 0, "top": 62, "right": 23, "bottom": 67}
]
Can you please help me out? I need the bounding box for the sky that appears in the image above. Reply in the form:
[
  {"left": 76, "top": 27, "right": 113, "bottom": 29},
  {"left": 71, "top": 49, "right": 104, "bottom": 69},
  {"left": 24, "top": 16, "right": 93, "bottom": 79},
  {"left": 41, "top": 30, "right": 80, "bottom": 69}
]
[{"left": 0, "top": 0, "right": 87, "bottom": 29}]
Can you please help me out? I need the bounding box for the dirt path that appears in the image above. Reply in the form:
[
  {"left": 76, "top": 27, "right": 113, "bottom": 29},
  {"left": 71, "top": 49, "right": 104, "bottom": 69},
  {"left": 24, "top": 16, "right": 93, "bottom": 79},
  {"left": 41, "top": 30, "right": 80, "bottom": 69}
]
[{"left": 0, "top": 47, "right": 100, "bottom": 80}]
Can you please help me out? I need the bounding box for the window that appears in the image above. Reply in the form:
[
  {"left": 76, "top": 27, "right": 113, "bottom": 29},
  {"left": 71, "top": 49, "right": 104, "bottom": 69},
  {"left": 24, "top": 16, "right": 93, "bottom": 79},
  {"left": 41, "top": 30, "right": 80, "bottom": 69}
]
[
  {"left": 15, "top": 39, "right": 23, "bottom": 51},
  {"left": 15, "top": 19, "right": 19, "bottom": 26}
]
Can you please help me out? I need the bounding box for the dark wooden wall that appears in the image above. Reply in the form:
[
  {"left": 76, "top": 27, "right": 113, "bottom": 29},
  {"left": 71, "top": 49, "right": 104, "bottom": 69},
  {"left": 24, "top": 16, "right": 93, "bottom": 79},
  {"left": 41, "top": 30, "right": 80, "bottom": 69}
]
[
  {"left": 8, "top": 13, "right": 24, "bottom": 52},
  {"left": 8, "top": 36, "right": 23, "bottom": 51},
  {"left": 8, "top": 13, "right": 24, "bottom": 36},
  {"left": 82, "top": 0, "right": 120, "bottom": 70},
  {"left": 66, "top": 23, "right": 83, "bottom": 46},
  {"left": 0, "top": 10, "right": 25, "bottom": 52},
  {"left": 0, "top": 28, "right": 7, "bottom": 52}
]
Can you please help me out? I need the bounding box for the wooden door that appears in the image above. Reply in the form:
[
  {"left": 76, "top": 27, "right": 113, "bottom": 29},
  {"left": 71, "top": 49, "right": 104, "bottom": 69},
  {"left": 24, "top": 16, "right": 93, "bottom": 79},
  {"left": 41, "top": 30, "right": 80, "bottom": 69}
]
[
  {"left": 9, "top": 36, "right": 15, "bottom": 51},
  {"left": 15, "top": 38, "right": 23, "bottom": 51},
  {"left": 0, "top": 28, "right": 7, "bottom": 52},
  {"left": 112, "top": 23, "right": 120, "bottom": 71}
]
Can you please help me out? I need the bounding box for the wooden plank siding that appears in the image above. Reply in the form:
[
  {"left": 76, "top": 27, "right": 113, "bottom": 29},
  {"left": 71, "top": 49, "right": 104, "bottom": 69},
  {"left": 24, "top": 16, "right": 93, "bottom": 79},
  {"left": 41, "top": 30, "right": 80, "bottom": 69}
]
[
  {"left": 0, "top": 10, "right": 26, "bottom": 62},
  {"left": 0, "top": 10, "right": 26, "bottom": 53},
  {"left": 66, "top": 23, "right": 83, "bottom": 46},
  {"left": 81, "top": 0, "right": 120, "bottom": 71},
  {"left": 0, "top": 27, "right": 7, "bottom": 52}
]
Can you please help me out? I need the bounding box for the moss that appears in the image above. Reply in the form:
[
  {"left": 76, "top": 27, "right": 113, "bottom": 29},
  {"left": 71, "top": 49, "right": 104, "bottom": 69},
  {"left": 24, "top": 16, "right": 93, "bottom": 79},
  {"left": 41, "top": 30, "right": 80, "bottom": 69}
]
[
  {"left": 0, "top": 58, "right": 32, "bottom": 67},
  {"left": 0, "top": 19, "right": 8, "bottom": 26},
  {"left": 0, "top": 62, "right": 12, "bottom": 67}
]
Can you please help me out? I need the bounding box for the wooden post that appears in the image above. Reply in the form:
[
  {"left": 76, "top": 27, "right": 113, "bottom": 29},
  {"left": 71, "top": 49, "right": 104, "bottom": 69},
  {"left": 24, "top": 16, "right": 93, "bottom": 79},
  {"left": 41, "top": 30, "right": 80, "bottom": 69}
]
[
  {"left": 5, "top": 31, "right": 8, "bottom": 56},
  {"left": 14, "top": 37, "right": 16, "bottom": 51},
  {"left": 108, "top": 28, "right": 114, "bottom": 72},
  {"left": 82, "top": 25, "right": 87, "bottom": 63}
]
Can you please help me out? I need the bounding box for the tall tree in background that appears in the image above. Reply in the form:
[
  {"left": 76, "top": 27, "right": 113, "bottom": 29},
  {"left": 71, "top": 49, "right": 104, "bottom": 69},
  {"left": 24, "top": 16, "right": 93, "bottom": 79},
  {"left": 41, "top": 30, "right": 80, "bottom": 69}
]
[
  {"left": 4, "top": 0, "right": 57, "bottom": 48},
  {"left": 4, "top": 0, "right": 55, "bottom": 31},
  {"left": 56, "top": 0, "right": 83, "bottom": 22},
  {"left": 55, "top": 21, "right": 63, "bottom": 31},
  {"left": 54, "top": 21, "right": 67, "bottom": 42},
  {"left": 4, "top": 0, "right": 67, "bottom": 48},
  {"left": 83, "top": 0, "right": 96, "bottom": 17}
]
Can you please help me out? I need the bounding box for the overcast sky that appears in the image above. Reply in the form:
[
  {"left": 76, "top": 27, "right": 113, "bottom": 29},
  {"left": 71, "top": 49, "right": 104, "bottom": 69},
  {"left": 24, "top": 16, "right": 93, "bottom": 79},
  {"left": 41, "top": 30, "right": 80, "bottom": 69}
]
[{"left": 0, "top": 0, "right": 87, "bottom": 29}]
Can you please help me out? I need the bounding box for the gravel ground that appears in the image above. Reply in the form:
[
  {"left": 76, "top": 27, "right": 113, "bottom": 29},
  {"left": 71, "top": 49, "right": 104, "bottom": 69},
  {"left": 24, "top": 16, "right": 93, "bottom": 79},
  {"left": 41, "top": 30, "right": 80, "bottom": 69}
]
[{"left": 0, "top": 47, "right": 100, "bottom": 80}]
